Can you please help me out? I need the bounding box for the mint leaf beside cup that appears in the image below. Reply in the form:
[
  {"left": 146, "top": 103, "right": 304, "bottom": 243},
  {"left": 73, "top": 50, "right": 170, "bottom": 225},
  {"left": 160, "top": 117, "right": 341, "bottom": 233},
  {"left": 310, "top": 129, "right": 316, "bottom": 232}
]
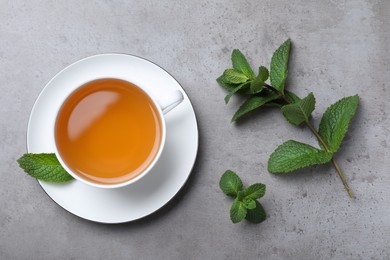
[{"left": 17, "top": 153, "right": 73, "bottom": 182}]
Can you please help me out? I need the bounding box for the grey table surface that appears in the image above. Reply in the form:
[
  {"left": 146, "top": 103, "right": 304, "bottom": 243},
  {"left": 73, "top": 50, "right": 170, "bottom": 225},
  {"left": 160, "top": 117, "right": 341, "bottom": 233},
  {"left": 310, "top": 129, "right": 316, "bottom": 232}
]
[{"left": 1, "top": 1, "right": 389, "bottom": 259}]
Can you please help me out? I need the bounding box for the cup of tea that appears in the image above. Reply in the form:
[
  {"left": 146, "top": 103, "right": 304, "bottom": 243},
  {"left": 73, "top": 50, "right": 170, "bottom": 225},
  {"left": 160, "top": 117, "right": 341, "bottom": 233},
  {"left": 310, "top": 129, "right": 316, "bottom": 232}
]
[{"left": 53, "top": 78, "right": 183, "bottom": 188}]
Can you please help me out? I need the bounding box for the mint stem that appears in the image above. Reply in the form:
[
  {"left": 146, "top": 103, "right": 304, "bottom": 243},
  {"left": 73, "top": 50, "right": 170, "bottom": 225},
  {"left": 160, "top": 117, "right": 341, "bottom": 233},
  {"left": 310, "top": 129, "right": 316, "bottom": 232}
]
[
  {"left": 331, "top": 158, "right": 354, "bottom": 198},
  {"left": 263, "top": 84, "right": 354, "bottom": 198},
  {"left": 305, "top": 122, "right": 354, "bottom": 198}
]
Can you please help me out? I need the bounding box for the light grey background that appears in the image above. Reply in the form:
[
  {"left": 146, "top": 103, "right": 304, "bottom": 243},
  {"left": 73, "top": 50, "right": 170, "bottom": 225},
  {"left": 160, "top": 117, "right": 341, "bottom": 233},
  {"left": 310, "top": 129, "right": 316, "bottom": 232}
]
[{"left": 1, "top": 0, "right": 389, "bottom": 259}]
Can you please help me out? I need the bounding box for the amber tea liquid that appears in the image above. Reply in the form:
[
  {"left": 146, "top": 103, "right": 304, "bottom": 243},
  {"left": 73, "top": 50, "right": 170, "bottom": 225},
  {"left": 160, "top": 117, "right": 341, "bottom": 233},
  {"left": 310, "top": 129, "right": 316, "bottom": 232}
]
[{"left": 55, "top": 78, "right": 162, "bottom": 184}]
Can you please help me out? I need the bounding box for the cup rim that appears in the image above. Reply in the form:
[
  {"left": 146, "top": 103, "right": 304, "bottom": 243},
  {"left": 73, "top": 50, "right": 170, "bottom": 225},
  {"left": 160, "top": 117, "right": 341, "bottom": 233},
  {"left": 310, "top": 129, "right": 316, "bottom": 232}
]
[{"left": 53, "top": 78, "right": 167, "bottom": 189}]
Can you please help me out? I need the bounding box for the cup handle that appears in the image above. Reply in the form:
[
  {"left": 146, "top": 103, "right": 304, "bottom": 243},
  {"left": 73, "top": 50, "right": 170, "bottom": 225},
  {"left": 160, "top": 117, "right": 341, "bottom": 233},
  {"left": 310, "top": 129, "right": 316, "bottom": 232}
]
[{"left": 157, "top": 90, "right": 184, "bottom": 114}]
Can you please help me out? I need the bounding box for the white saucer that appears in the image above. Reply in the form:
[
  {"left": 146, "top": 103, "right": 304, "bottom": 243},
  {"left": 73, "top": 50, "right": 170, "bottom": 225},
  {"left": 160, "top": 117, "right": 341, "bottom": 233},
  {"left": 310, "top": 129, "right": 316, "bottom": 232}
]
[{"left": 27, "top": 54, "right": 199, "bottom": 223}]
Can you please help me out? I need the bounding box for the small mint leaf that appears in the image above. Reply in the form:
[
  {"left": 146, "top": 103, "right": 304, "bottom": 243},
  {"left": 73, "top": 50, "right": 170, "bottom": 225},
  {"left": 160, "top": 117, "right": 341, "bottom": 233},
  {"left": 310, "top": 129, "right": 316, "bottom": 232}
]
[
  {"left": 285, "top": 90, "right": 301, "bottom": 103},
  {"left": 224, "top": 82, "right": 250, "bottom": 104},
  {"left": 270, "top": 39, "right": 291, "bottom": 93},
  {"left": 242, "top": 183, "right": 266, "bottom": 199},
  {"left": 257, "top": 66, "right": 269, "bottom": 82},
  {"left": 236, "top": 190, "right": 246, "bottom": 201},
  {"left": 250, "top": 66, "right": 269, "bottom": 94},
  {"left": 232, "top": 92, "right": 280, "bottom": 121},
  {"left": 17, "top": 153, "right": 73, "bottom": 182},
  {"left": 223, "top": 69, "right": 248, "bottom": 84},
  {"left": 219, "top": 170, "right": 243, "bottom": 197},
  {"left": 268, "top": 140, "right": 333, "bottom": 173},
  {"left": 250, "top": 80, "right": 263, "bottom": 94},
  {"left": 318, "top": 95, "right": 359, "bottom": 152},
  {"left": 231, "top": 49, "right": 255, "bottom": 79},
  {"left": 216, "top": 75, "right": 237, "bottom": 91},
  {"left": 281, "top": 92, "right": 315, "bottom": 126},
  {"left": 242, "top": 197, "right": 256, "bottom": 209},
  {"left": 230, "top": 199, "right": 247, "bottom": 223},
  {"left": 245, "top": 201, "right": 266, "bottom": 224}
]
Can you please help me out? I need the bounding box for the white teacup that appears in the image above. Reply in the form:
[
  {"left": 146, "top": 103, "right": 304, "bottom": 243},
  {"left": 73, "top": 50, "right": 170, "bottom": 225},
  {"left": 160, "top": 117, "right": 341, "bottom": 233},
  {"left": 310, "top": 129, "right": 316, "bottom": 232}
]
[{"left": 53, "top": 77, "right": 183, "bottom": 189}]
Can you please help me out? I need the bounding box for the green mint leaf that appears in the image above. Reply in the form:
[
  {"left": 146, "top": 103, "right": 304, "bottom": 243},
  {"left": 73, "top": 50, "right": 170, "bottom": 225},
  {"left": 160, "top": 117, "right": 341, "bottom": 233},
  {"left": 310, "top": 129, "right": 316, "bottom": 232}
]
[
  {"left": 216, "top": 75, "right": 237, "bottom": 91},
  {"left": 236, "top": 190, "right": 245, "bottom": 201},
  {"left": 245, "top": 201, "right": 266, "bottom": 224},
  {"left": 250, "top": 66, "right": 269, "bottom": 94},
  {"left": 223, "top": 69, "right": 248, "bottom": 84},
  {"left": 17, "top": 153, "right": 74, "bottom": 182},
  {"left": 318, "top": 95, "right": 359, "bottom": 152},
  {"left": 250, "top": 81, "right": 263, "bottom": 94},
  {"left": 257, "top": 66, "right": 269, "bottom": 82},
  {"left": 232, "top": 92, "right": 280, "bottom": 121},
  {"left": 230, "top": 199, "right": 247, "bottom": 223},
  {"left": 268, "top": 140, "right": 333, "bottom": 173},
  {"left": 285, "top": 90, "right": 301, "bottom": 103},
  {"left": 281, "top": 92, "right": 315, "bottom": 126},
  {"left": 270, "top": 39, "right": 291, "bottom": 93},
  {"left": 231, "top": 49, "right": 255, "bottom": 79},
  {"left": 224, "top": 82, "right": 250, "bottom": 104},
  {"left": 242, "top": 197, "right": 256, "bottom": 209},
  {"left": 219, "top": 170, "right": 243, "bottom": 197},
  {"left": 242, "top": 183, "right": 266, "bottom": 199}
]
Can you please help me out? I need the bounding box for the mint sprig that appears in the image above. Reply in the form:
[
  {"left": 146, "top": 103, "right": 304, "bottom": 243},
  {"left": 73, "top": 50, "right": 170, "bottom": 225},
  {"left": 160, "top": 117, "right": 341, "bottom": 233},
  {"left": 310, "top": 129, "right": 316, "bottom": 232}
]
[
  {"left": 17, "top": 153, "right": 73, "bottom": 182},
  {"left": 219, "top": 170, "right": 266, "bottom": 224},
  {"left": 217, "top": 39, "right": 359, "bottom": 198}
]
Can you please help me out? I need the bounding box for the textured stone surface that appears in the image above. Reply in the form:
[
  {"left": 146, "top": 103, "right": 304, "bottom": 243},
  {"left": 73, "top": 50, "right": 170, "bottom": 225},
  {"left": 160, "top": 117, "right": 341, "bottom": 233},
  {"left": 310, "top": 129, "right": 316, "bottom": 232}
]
[{"left": 1, "top": 1, "right": 389, "bottom": 259}]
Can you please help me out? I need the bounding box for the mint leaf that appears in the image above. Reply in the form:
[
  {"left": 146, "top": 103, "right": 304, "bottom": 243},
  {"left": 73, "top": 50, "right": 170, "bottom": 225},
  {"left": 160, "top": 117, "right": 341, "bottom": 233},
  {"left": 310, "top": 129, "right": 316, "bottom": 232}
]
[
  {"left": 245, "top": 201, "right": 266, "bottom": 223},
  {"left": 281, "top": 92, "right": 315, "bottom": 126},
  {"left": 232, "top": 92, "right": 280, "bottom": 121},
  {"left": 230, "top": 199, "right": 247, "bottom": 223},
  {"left": 242, "top": 183, "right": 266, "bottom": 199},
  {"left": 242, "top": 197, "right": 256, "bottom": 209},
  {"left": 216, "top": 75, "right": 236, "bottom": 91},
  {"left": 268, "top": 140, "right": 333, "bottom": 173},
  {"left": 223, "top": 69, "right": 248, "bottom": 84},
  {"left": 17, "top": 153, "right": 73, "bottom": 182},
  {"left": 318, "top": 95, "right": 359, "bottom": 152},
  {"left": 219, "top": 170, "right": 243, "bottom": 197},
  {"left": 236, "top": 190, "right": 245, "bottom": 201},
  {"left": 270, "top": 39, "right": 291, "bottom": 93},
  {"left": 231, "top": 49, "right": 255, "bottom": 79},
  {"left": 285, "top": 90, "right": 301, "bottom": 103},
  {"left": 250, "top": 66, "right": 269, "bottom": 94},
  {"left": 224, "top": 82, "right": 250, "bottom": 104}
]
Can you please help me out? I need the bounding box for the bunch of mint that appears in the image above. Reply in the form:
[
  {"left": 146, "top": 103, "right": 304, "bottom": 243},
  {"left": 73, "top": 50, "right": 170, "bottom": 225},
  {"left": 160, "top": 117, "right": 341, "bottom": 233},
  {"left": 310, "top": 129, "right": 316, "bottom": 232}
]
[
  {"left": 217, "top": 39, "right": 359, "bottom": 199},
  {"left": 219, "top": 170, "right": 266, "bottom": 224}
]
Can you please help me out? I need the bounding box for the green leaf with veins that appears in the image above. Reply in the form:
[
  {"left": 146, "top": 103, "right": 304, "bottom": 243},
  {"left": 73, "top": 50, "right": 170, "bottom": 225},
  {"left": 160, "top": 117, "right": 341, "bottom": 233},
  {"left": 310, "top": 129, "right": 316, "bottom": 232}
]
[
  {"left": 241, "top": 183, "right": 266, "bottom": 199},
  {"left": 270, "top": 39, "right": 291, "bottom": 93},
  {"left": 232, "top": 92, "right": 280, "bottom": 121},
  {"left": 231, "top": 49, "right": 255, "bottom": 79},
  {"left": 250, "top": 66, "right": 269, "bottom": 94},
  {"left": 230, "top": 199, "right": 247, "bottom": 223},
  {"left": 281, "top": 92, "right": 315, "bottom": 126},
  {"left": 242, "top": 197, "right": 256, "bottom": 209},
  {"left": 285, "top": 90, "right": 301, "bottom": 103},
  {"left": 268, "top": 140, "right": 333, "bottom": 173},
  {"left": 223, "top": 69, "right": 248, "bottom": 84},
  {"left": 318, "top": 95, "right": 359, "bottom": 152},
  {"left": 224, "top": 82, "right": 250, "bottom": 104},
  {"left": 219, "top": 170, "right": 243, "bottom": 197},
  {"left": 245, "top": 201, "right": 266, "bottom": 223},
  {"left": 17, "top": 153, "right": 73, "bottom": 182},
  {"left": 216, "top": 75, "right": 237, "bottom": 91}
]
